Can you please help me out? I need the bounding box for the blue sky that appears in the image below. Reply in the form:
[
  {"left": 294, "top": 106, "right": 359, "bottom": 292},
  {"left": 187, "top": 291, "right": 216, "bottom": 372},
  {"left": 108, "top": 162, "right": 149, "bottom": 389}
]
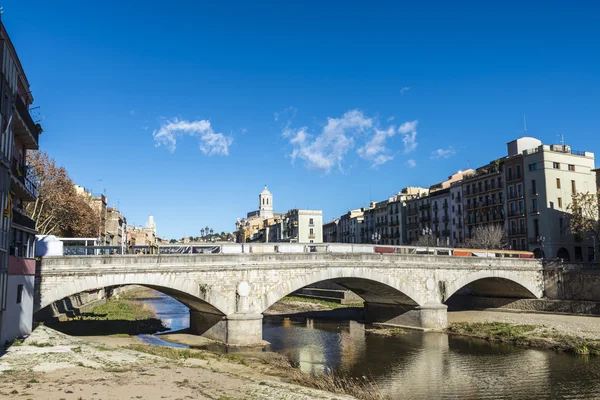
[{"left": 4, "top": 1, "right": 600, "bottom": 238}]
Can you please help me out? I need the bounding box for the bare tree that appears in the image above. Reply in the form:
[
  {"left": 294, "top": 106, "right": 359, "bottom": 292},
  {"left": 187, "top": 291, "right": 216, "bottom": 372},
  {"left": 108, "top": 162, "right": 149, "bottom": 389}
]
[
  {"left": 465, "top": 224, "right": 507, "bottom": 250},
  {"left": 568, "top": 191, "right": 600, "bottom": 256},
  {"left": 409, "top": 235, "right": 451, "bottom": 248}
]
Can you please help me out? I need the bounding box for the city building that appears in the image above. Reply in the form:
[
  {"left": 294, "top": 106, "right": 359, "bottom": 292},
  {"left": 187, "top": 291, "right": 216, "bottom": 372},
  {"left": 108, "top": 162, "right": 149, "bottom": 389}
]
[
  {"left": 521, "top": 140, "right": 596, "bottom": 260},
  {"left": 0, "top": 19, "right": 44, "bottom": 344},
  {"left": 237, "top": 187, "right": 323, "bottom": 244},
  {"left": 127, "top": 216, "right": 158, "bottom": 248},
  {"left": 106, "top": 207, "right": 127, "bottom": 249},
  {"left": 322, "top": 219, "right": 339, "bottom": 243}
]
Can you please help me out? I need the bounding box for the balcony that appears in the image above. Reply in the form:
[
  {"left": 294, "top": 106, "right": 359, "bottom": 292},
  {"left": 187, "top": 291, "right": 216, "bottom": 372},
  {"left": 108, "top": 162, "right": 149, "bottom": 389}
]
[
  {"left": 419, "top": 204, "right": 430, "bottom": 211},
  {"left": 11, "top": 158, "right": 38, "bottom": 201},
  {"left": 443, "top": 202, "right": 449, "bottom": 209},
  {"left": 14, "top": 96, "right": 41, "bottom": 150},
  {"left": 12, "top": 210, "right": 36, "bottom": 231},
  {"left": 509, "top": 228, "right": 527, "bottom": 236},
  {"left": 455, "top": 194, "right": 462, "bottom": 202},
  {"left": 308, "top": 234, "right": 315, "bottom": 239},
  {"left": 407, "top": 208, "right": 418, "bottom": 216},
  {"left": 421, "top": 216, "right": 431, "bottom": 222},
  {"left": 508, "top": 209, "right": 525, "bottom": 217},
  {"left": 529, "top": 189, "right": 538, "bottom": 196},
  {"left": 441, "top": 230, "right": 450, "bottom": 236},
  {"left": 529, "top": 207, "right": 540, "bottom": 214}
]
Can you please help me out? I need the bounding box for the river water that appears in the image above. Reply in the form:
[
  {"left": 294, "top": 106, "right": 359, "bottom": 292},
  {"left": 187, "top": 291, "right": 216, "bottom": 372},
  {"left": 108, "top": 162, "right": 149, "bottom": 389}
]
[{"left": 135, "top": 292, "right": 600, "bottom": 400}]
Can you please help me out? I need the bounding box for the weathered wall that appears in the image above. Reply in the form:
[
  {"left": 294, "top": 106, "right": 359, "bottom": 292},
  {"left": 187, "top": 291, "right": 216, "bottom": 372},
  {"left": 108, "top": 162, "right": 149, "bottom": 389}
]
[{"left": 543, "top": 267, "right": 600, "bottom": 302}]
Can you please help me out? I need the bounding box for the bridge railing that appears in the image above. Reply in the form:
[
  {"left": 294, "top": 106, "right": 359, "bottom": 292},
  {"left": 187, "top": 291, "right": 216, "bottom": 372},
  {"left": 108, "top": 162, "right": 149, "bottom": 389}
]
[{"left": 57, "top": 243, "right": 534, "bottom": 259}]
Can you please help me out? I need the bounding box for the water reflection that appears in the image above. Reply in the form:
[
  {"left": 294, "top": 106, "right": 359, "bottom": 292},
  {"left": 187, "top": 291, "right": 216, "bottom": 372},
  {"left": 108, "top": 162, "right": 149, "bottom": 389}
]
[
  {"left": 136, "top": 294, "right": 600, "bottom": 400},
  {"left": 264, "top": 317, "right": 600, "bottom": 400}
]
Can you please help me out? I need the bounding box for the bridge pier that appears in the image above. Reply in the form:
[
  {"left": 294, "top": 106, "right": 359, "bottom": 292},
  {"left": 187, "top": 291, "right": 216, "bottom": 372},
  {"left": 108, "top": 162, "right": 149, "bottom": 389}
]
[
  {"left": 189, "top": 311, "right": 263, "bottom": 346},
  {"left": 365, "top": 302, "right": 448, "bottom": 330}
]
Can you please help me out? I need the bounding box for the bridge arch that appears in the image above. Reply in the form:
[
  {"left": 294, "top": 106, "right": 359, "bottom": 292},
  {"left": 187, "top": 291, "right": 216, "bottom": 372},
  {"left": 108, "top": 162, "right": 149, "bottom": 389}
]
[
  {"left": 444, "top": 270, "right": 541, "bottom": 302},
  {"left": 36, "top": 273, "right": 229, "bottom": 316},
  {"left": 261, "top": 267, "right": 424, "bottom": 314}
]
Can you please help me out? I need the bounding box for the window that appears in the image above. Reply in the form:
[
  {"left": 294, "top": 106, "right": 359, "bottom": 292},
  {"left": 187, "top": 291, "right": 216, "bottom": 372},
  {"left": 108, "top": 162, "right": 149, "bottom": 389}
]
[
  {"left": 559, "top": 217, "right": 564, "bottom": 233},
  {"left": 518, "top": 200, "right": 524, "bottom": 214},
  {"left": 568, "top": 164, "right": 575, "bottom": 171},
  {"left": 309, "top": 218, "right": 314, "bottom": 225},
  {"left": 529, "top": 163, "right": 537, "bottom": 171},
  {"left": 520, "top": 238, "right": 526, "bottom": 250},
  {"left": 511, "top": 239, "right": 517, "bottom": 250},
  {"left": 556, "top": 178, "right": 561, "bottom": 189},
  {"left": 508, "top": 167, "right": 513, "bottom": 180},
  {"left": 309, "top": 228, "right": 314, "bottom": 234},
  {"left": 571, "top": 180, "right": 576, "bottom": 194},
  {"left": 558, "top": 197, "right": 563, "bottom": 208},
  {"left": 533, "top": 219, "right": 539, "bottom": 237},
  {"left": 517, "top": 183, "right": 523, "bottom": 197},
  {"left": 549, "top": 201, "right": 554, "bottom": 209},
  {"left": 516, "top": 165, "right": 522, "bottom": 179},
  {"left": 575, "top": 246, "right": 583, "bottom": 262},
  {"left": 553, "top": 162, "right": 560, "bottom": 169},
  {"left": 16, "top": 284, "right": 23, "bottom": 304},
  {"left": 531, "top": 179, "right": 537, "bottom": 195}
]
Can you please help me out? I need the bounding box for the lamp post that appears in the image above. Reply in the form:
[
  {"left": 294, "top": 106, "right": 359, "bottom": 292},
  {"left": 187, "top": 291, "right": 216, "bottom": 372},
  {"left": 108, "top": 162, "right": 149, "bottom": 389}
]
[
  {"left": 371, "top": 232, "right": 381, "bottom": 245},
  {"left": 423, "top": 227, "right": 432, "bottom": 254},
  {"left": 537, "top": 236, "right": 546, "bottom": 259}
]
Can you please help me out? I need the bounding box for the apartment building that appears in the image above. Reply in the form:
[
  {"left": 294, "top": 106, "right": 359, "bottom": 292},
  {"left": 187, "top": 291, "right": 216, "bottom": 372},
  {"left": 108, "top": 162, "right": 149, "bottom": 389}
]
[
  {"left": 323, "top": 219, "right": 339, "bottom": 243},
  {"left": 463, "top": 162, "right": 506, "bottom": 239},
  {"left": 0, "top": 20, "right": 44, "bottom": 344},
  {"left": 449, "top": 181, "right": 465, "bottom": 246},
  {"left": 127, "top": 216, "right": 157, "bottom": 247},
  {"left": 522, "top": 142, "right": 596, "bottom": 261},
  {"left": 386, "top": 197, "right": 403, "bottom": 245},
  {"left": 504, "top": 145, "right": 529, "bottom": 250},
  {"left": 430, "top": 188, "right": 451, "bottom": 246},
  {"left": 106, "top": 207, "right": 127, "bottom": 249},
  {"left": 339, "top": 208, "right": 365, "bottom": 243}
]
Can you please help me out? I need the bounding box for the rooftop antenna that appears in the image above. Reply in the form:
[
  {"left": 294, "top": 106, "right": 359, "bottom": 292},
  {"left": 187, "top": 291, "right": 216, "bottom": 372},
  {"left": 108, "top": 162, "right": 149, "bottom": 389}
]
[{"left": 557, "top": 134, "right": 565, "bottom": 146}]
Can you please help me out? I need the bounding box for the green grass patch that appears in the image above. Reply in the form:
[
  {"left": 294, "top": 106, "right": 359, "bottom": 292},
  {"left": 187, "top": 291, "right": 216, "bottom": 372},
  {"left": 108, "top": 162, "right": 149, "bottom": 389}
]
[
  {"left": 109, "top": 333, "right": 131, "bottom": 338},
  {"left": 127, "top": 344, "right": 207, "bottom": 361},
  {"left": 91, "top": 300, "right": 155, "bottom": 321},
  {"left": 283, "top": 296, "right": 363, "bottom": 309}
]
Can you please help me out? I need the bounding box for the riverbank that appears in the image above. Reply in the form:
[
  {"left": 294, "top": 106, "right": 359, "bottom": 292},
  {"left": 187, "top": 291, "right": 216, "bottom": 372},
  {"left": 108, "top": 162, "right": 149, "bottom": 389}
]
[
  {"left": 447, "top": 310, "right": 600, "bottom": 356},
  {"left": 0, "top": 326, "right": 357, "bottom": 400}
]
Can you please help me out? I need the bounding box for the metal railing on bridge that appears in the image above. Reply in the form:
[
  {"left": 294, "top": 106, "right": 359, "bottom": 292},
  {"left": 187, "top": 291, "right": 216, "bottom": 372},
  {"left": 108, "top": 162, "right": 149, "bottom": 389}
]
[{"left": 58, "top": 243, "right": 535, "bottom": 259}]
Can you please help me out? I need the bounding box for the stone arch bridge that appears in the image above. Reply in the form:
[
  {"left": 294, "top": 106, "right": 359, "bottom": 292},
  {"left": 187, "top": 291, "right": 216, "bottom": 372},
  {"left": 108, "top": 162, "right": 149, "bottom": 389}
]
[{"left": 36, "top": 253, "right": 544, "bottom": 346}]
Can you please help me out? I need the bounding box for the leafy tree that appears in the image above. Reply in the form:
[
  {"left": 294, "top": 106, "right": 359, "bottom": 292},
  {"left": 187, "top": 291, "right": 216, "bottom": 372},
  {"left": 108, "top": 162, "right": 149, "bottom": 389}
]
[
  {"left": 169, "top": 239, "right": 177, "bottom": 244},
  {"left": 25, "top": 151, "right": 100, "bottom": 237},
  {"left": 568, "top": 191, "right": 600, "bottom": 256},
  {"left": 465, "top": 224, "right": 507, "bottom": 250}
]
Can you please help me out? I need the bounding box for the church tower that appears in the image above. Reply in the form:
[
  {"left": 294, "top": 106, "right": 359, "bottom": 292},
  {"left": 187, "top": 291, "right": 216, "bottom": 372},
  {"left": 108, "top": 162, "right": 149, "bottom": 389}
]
[{"left": 259, "top": 186, "right": 273, "bottom": 218}]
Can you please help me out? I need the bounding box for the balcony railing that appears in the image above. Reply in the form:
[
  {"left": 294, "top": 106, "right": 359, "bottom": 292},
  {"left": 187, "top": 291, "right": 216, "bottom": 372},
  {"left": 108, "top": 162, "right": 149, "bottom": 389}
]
[
  {"left": 11, "top": 158, "right": 38, "bottom": 199},
  {"left": 529, "top": 189, "right": 538, "bottom": 196},
  {"left": 529, "top": 207, "right": 540, "bottom": 214},
  {"left": 12, "top": 210, "right": 36, "bottom": 231},
  {"left": 15, "top": 96, "right": 40, "bottom": 147}
]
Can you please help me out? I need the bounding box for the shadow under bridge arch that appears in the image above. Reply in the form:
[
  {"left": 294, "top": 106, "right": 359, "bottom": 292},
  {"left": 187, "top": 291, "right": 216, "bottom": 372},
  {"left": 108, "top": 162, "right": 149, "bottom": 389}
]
[
  {"left": 262, "top": 271, "right": 445, "bottom": 330},
  {"left": 444, "top": 272, "right": 540, "bottom": 311}
]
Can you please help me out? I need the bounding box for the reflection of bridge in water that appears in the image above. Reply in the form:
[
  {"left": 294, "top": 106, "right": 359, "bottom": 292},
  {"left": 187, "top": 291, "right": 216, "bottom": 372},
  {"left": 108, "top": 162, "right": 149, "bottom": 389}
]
[{"left": 36, "top": 244, "right": 543, "bottom": 346}]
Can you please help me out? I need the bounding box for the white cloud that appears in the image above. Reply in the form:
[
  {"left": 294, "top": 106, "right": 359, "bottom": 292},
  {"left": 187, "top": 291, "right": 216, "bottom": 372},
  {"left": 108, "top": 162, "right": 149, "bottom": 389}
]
[
  {"left": 399, "top": 120, "right": 419, "bottom": 153},
  {"left": 431, "top": 146, "right": 456, "bottom": 159},
  {"left": 406, "top": 159, "right": 417, "bottom": 168},
  {"left": 400, "top": 86, "right": 411, "bottom": 95},
  {"left": 275, "top": 106, "right": 298, "bottom": 121},
  {"left": 387, "top": 116, "right": 395, "bottom": 122},
  {"left": 284, "top": 110, "right": 419, "bottom": 171},
  {"left": 153, "top": 118, "right": 233, "bottom": 155},
  {"left": 129, "top": 109, "right": 136, "bottom": 116},
  {"left": 283, "top": 110, "right": 373, "bottom": 172}
]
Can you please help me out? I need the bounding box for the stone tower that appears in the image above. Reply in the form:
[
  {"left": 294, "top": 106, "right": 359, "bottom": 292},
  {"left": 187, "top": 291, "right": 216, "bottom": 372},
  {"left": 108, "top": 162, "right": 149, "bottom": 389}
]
[{"left": 259, "top": 186, "right": 273, "bottom": 219}]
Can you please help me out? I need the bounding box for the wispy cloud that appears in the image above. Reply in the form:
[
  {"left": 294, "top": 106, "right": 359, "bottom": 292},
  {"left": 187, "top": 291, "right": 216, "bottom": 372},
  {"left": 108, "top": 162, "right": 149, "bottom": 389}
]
[
  {"left": 431, "top": 146, "right": 456, "bottom": 159},
  {"left": 275, "top": 106, "right": 298, "bottom": 122},
  {"left": 129, "top": 109, "right": 136, "bottom": 116},
  {"left": 387, "top": 116, "right": 395, "bottom": 122},
  {"left": 406, "top": 159, "right": 417, "bottom": 168},
  {"left": 399, "top": 120, "right": 418, "bottom": 153},
  {"left": 400, "top": 86, "right": 411, "bottom": 95},
  {"left": 153, "top": 118, "right": 233, "bottom": 155},
  {"left": 283, "top": 110, "right": 419, "bottom": 171}
]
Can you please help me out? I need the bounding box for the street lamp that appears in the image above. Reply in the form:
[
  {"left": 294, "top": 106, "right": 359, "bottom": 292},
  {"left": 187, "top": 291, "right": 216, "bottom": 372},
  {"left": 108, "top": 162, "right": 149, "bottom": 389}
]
[
  {"left": 537, "top": 236, "right": 545, "bottom": 259},
  {"left": 371, "top": 232, "right": 381, "bottom": 245},
  {"left": 423, "top": 227, "right": 433, "bottom": 254}
]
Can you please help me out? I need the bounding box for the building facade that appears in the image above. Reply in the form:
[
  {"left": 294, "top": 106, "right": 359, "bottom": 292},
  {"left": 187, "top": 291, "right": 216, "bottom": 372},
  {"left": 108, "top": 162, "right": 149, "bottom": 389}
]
[
  {"left": 0, "top": 20, "right": 43, "bottom": 344},
  {"left": 127, "top": 216, "right": 157, "bottom": 248},
  {"left": 522, "top": 142, "right": 596, "bottom": 261}
]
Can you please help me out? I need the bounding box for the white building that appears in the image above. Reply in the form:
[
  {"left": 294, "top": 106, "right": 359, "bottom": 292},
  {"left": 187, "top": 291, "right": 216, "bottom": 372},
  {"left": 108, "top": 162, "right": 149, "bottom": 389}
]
[{"left": 521, "top": 140, "right": 597, "bottom": 260}]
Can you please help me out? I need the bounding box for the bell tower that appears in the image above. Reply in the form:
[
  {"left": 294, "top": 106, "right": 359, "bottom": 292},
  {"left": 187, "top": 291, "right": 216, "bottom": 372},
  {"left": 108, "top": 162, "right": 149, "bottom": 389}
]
[{"left": 259, "top": 186, "right": 273, "bottom": 218}]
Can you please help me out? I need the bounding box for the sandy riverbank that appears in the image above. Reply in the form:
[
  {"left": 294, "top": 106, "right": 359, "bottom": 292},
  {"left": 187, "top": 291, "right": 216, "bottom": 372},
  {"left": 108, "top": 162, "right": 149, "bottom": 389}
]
[{"left": 0, "top": 326, "right": 356, "bottom": 400}]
